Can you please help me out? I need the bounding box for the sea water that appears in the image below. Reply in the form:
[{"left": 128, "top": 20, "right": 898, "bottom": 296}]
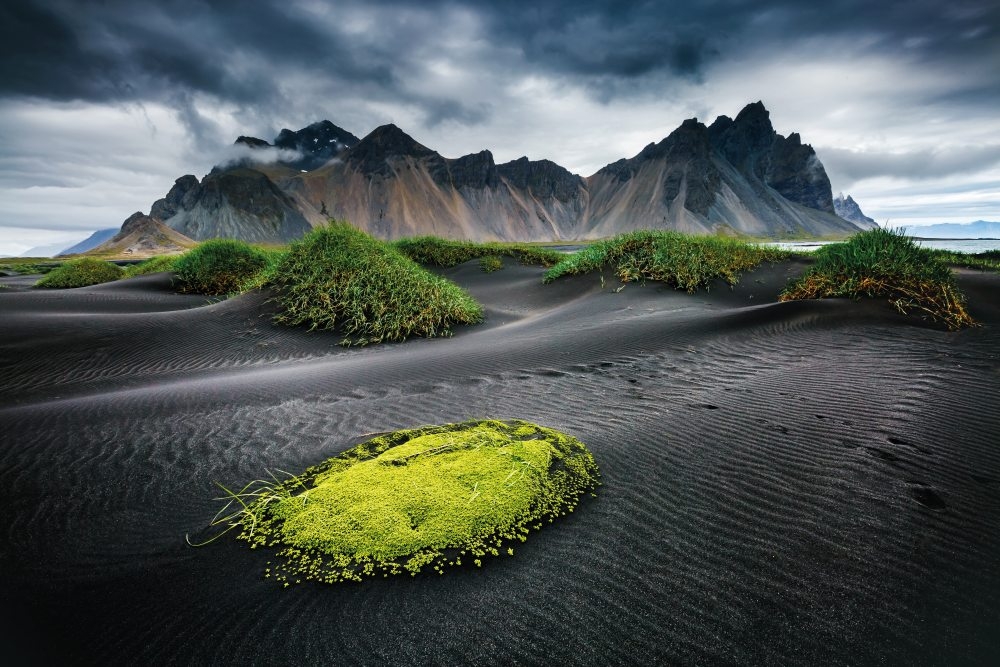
[{"left": 766, "top": 239, "right": 1000, "bottom": 254}]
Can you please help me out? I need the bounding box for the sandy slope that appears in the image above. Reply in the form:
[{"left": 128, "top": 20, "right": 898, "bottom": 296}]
[{"left": 1, "top": 263, "right": 998, "bottom": 666}]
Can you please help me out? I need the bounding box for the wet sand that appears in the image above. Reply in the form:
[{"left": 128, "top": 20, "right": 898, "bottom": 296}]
[{"left": 1, "top": 261, "right": 999, "bottom": 665}]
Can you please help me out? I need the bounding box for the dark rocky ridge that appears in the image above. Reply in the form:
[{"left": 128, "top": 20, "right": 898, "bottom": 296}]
[
  {"left": 498, "top": 157, "right": 587, "bottom": 203},
  {"left": 152, "top": 170, "right": 312, "bottom": 243}
]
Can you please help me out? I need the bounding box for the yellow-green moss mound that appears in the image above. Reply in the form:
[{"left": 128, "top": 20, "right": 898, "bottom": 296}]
[{"left": 208, "top": 420, "right": 600, "bottom": 585}]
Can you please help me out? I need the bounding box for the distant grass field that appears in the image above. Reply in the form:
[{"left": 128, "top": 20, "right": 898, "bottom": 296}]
[
  {"left": 543, "top": 230, "right": 790, "bottom": 291},
  {"left": 272, "top": 223, "right": 483, "bottom": 345},
  {"left": 781, "top": 227, "right": 975, "bottom": 329},
  {"left": 0, "top": 258, "right": 61, "bottom": 275},
  {"left": 35, "top": 258, "right": 123, "bottom": 288},
  {"left": 394, "top": 236, "right": 563, "bottom": 269}
]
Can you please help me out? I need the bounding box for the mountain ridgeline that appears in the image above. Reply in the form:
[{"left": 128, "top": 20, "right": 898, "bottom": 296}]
[{"left": 134, "top": 103, "right": 869, "bottom": 245}]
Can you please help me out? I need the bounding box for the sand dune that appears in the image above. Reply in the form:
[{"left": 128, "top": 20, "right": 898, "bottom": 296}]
[{"left": 1, "top": 262, "right": 998, "bottom": 665}]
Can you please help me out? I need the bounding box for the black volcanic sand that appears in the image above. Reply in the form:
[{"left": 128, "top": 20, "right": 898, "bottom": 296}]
[{"left": 1, "top": 263, "right": 999, "bottom": 666}]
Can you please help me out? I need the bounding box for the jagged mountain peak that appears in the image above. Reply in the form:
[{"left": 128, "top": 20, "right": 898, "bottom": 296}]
[
  {"left": 345, "top": 124, "right": 442, "bottom": 178},
  {"left": 734, "top": 100, "right": 769, "bottom": 121},
  {"left": 234, "top": 136, "right": 270, "bottom": 149},
  {"left": 833, "top": 192, "right": 877, "bottom": 228},
  {"left": 272, "top": 121, "right": 360, "bottom": 170},
  {"left": 357, "top": 124, "right": 436, "bottom": 155}
]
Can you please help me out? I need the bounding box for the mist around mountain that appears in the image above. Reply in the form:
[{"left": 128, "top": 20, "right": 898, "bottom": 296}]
[{"left": 112, "top": 102, "right": 872, "bottom": 246}]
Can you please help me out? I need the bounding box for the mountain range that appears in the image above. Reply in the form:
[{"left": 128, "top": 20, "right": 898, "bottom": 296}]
[
  {"left": 116, "top": 102, "right": 873, "bottom": 246},
  {"left": 903, "top": 220, "right": 1000, "bottom": 239}
]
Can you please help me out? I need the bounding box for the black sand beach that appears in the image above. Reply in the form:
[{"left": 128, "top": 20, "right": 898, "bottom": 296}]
[{"left": 1, "top": 261, "right": 999, "bottom": 665}]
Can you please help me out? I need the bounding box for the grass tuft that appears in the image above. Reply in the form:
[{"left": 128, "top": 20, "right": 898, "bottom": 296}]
[
  {"left": 272, "top": 222, "right": 483, "bottom": 346},
  {"left": 543, "top": 230, "right": 789, "bottom": 291},
  {"left": 121, "top": 255, "right": 180, "bottom": 278},
  {"left": 479, "top": 255, "right": 504, "bottom": 273},
  {"left": 192, "top": 419, "right": 600, "bottom": 584},
  {"left": 173, "top": 239, "right": 271, "bottom": 295},
  {"left": 780, "top": 227, "right": 976, "bottom": 329},
  {"left": 35, "top": 258, "right": 123, "bottom": 288},
  {"left": 394, "top": 236, "right": 563, "bottom": 268}
]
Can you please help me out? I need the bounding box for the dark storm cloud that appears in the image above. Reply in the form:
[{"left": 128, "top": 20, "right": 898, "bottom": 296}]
[
  {"left": 0, "top": 1, "right": 393, "bottom": 105},
  {"left": 3, "top": 1, "right": 997, "bottom": 114},
  {"left": 822, "top": 144, "right": 1000, "bottom": 183}
]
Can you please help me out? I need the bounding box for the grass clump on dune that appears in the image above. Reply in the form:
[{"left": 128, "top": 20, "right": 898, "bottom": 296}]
[
  {"left": 272, "top": 223, "right": 482, "bottom": 345},
  {"left": 780, "top": 227, "right": 975, "bottom": 329},
  {"left": 173, "top": 239, "right": 271, "bottom": 295},
  {"left": 543, "top": 230, "right": 789, "bottom": 290},
  {"left": 35, "top": 258, "right": 123, "bottom": 288},
  {"left": 121, "top": 255, "right": 179, "bottom": 278},
  {"left": 193, "top": 419, "right": 600, "bottom": 585},
  {"left": 394, "top": 236, "right": 563, "bottom": 269}
]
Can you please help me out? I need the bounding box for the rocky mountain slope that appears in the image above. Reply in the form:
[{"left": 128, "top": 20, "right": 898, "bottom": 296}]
[
  {"left": 134, "top": 102, "right": 868, "bottom": 244},
  {"left": 833, "top": 193, "right": 878, "bottom": 229},
  {"left": 89, "top": 213, "right": 197, "bottom": 258},
  {"left": 586, "top": 103, "right": 859, "bottom": 238}
]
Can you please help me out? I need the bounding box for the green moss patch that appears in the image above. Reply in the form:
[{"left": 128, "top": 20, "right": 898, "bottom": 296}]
[
  {"left": 543, "top": 230, "right": 789, "bottom": 291},
  {"left": 393, "top": 236, "right": 563, "bottom": 268},
  {"left": 173, "top": 238, "right": 271, "bottom": 295},
  {"left": 272, "top": 223, "right": 483, "bottom": 345},
  {"left": 35, "top": 258, "right": 123, "bottom": 288},
  {"left": 780, "top": 227, "right": 976, "bottom": 329},
  {"left": 202, "top": 420, "right": 600, "bottom": 585}
]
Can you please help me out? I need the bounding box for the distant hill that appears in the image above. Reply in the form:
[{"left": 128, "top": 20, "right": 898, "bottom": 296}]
[
  {"left": 833, "top": 193, "right": 877, "bottom": 229},
  {"left": 137, "top": 102, "right": 871, "bottom": 243},
  {"left": 58, "top": 228, "right": 119, "bottom": 255},
  {"left": 88, "top": 212, "right": 197, "bottom": 258},
  {"left": 20, "top": 241, "right": 71, "bottom": 257},
  {"left": 904, "top": 220, "right": 1000, "bottom": 239}
]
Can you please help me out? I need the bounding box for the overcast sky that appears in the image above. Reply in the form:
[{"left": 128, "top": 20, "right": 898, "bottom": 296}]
[{"left": 1, "top": 0, "right": 998, "bottom": 255}]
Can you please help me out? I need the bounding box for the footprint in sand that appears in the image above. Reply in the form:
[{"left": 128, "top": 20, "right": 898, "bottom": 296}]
[{"left": 907, "top": 482, "right": 947, "bottom": 510}]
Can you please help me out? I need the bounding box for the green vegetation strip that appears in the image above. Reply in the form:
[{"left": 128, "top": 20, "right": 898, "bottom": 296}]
[
  {"left": 394, "top": 236, "right": 563, "bottom": 268},
  {"left": 195, "top": 419, "right": 600, "bottom": 585},
  {"left": 272, "top": 223, "right": 482, "bottom": 345},
  {"left": 927, "top": 248, "right": 1000, "bottom": 273},
  {"left": 35, "top": 258, "right": 123, "bottom": 288},
  {"left": 1, "top": 259, "right": 60, "bottom": 276},
  {"left": 780, "top": 227, "right": 976, "bottom": 329},
  {"left": 543, "top": 230, "right": 789, "bottom": 290},
  {"left": 121, "top": 255, "right": 180, "bottom": 278}
]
